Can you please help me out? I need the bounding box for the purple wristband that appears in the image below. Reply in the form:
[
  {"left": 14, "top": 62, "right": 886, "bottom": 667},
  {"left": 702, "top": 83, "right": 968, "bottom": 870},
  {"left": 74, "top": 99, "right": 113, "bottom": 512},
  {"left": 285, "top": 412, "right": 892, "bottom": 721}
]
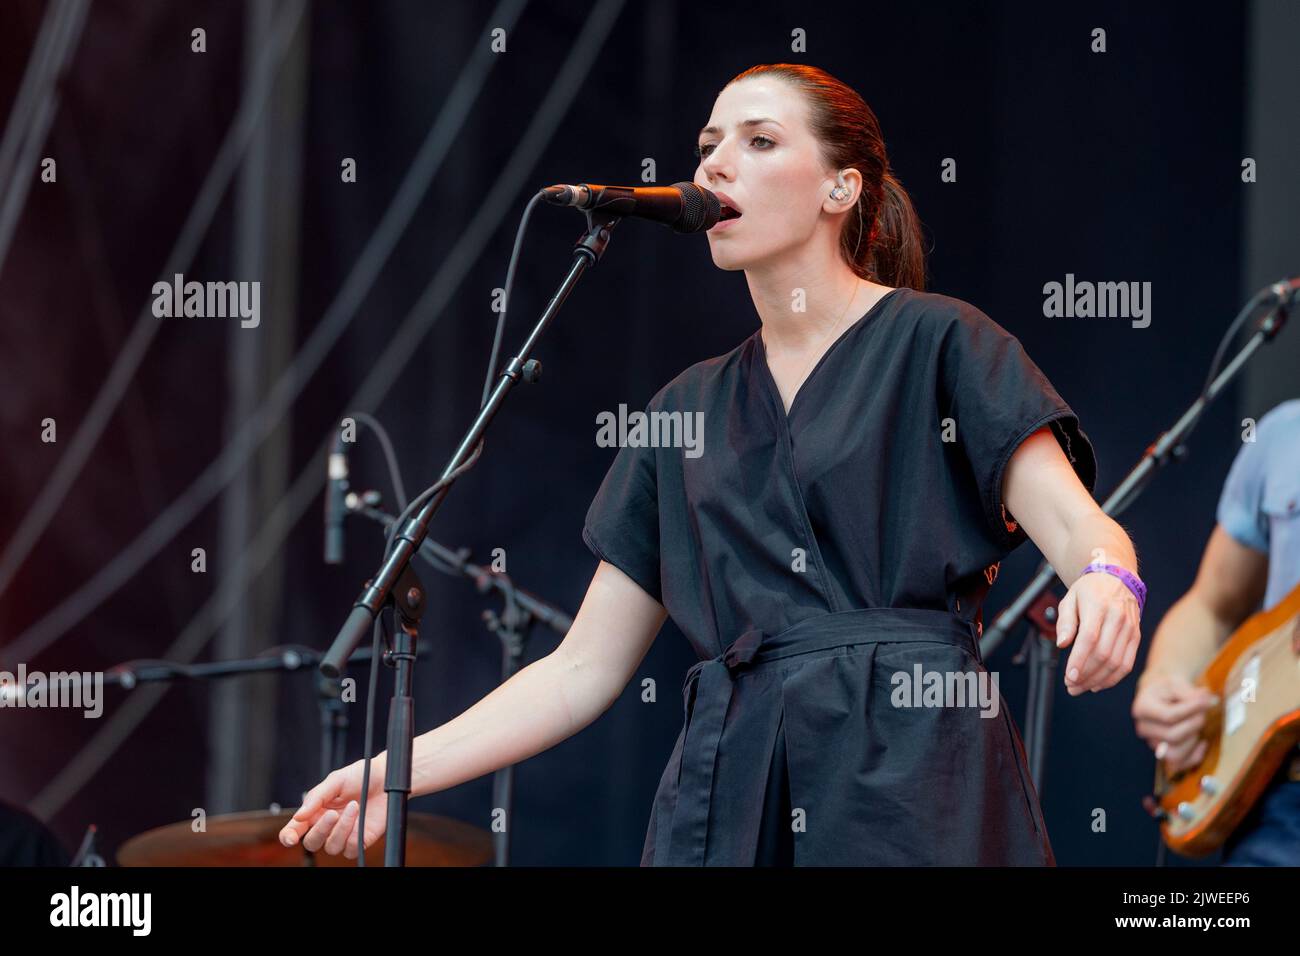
[{"left": 1081, "top": 562, "right": 1146, "bottom": 614}]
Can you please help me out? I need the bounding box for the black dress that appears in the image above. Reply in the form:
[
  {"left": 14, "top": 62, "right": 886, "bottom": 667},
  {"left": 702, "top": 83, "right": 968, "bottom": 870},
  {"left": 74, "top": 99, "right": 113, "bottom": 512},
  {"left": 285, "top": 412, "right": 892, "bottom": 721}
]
[{"left": 583, "top": 287, "right": 1098, "bottom": 866}]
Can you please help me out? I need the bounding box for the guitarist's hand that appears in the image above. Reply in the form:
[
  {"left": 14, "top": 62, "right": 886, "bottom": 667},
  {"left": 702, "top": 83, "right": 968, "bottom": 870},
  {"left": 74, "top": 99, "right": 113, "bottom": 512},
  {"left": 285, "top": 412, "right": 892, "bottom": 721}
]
[{"left": 1131, "top": 673, "right": 1219, "bottom": 773}]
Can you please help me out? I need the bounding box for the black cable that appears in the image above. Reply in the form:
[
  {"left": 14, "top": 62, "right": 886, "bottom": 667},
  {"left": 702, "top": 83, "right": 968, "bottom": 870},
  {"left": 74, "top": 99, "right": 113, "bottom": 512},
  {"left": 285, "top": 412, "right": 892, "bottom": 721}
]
[
  {"left": 382, "top": 189, "right": 546, "bottom": 557},
  {"left": 480, "top": 189, "right": 544, "bottom": 409},
  {"left": 331, "top": 414, "right": 405, "bottom": 866},
  {"left": 344, "top": 416, "right": 402, "bottom": 866},
  {"left": 346, "top": 410, "right": 409, "bottom": 509},
  {"left": 356, "top": 609, "right": 387, "bottom": 865},
  {"left": 1199, "top": 287, "right": 1272, "bottom": 400},
  {"left": 382, "top": 439, "right": 486, "bottom": 554}
]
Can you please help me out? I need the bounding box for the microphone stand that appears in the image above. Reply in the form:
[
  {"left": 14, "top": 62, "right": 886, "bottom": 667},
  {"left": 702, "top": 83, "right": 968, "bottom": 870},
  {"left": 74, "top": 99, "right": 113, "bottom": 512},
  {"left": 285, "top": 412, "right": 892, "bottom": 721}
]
[
  {"left": 483, "top": 584, "right": 529, "bottom": 867},
  {"left": 320, "top": 205, "right": 627, "bottom": 866},
  {"left": 346, "top": 494, "right": 575, "bottom": 866},
  {"left": 981, "top": 290, "right": 1290, "bottom": 799}
]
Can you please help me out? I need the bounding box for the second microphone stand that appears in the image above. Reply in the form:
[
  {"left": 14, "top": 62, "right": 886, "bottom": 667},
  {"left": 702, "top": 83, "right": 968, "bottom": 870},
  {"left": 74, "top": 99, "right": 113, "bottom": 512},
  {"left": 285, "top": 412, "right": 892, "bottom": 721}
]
[{"left": 982, "top": 291, "right": 1290, "bottom": 795}]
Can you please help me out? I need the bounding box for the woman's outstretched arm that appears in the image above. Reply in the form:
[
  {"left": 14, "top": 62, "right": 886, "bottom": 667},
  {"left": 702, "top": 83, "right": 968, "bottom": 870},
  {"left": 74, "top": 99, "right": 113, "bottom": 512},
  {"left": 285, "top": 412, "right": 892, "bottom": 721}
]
[
  {"left": 279, "top": 559, "right": 667, "bottom": 856},
  {"left": 1003, "top": 426, "right": 1142, "bottom": 697}
]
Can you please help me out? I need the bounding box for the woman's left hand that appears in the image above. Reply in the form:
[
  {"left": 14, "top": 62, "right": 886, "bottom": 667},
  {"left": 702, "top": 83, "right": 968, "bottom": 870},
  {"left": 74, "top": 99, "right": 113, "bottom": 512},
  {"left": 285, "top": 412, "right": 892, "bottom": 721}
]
[{"left": 1053, "top": 570, "right": 1142, "bottom": 695}]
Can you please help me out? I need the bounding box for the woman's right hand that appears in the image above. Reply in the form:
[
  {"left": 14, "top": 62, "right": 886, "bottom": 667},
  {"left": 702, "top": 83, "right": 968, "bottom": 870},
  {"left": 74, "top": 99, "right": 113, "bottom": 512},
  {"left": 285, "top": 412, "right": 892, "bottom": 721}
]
[
  {"left": 278, "top": 757, "right": 388, "bottom": 859},
  {"left": 1131, "top": 673, "right": 1219, "bottom": 774}
]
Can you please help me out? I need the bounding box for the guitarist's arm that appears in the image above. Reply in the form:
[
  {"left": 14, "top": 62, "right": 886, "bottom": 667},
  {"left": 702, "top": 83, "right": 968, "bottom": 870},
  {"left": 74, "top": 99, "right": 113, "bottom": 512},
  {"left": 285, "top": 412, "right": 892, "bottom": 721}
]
[{"left": 1132, "top": 524, "right": 1268, "bottom": 772}]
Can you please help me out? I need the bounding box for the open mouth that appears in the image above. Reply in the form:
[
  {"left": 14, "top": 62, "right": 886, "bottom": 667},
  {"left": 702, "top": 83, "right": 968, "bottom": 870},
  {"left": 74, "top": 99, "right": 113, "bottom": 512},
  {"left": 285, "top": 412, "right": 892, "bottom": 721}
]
[{"left": 718, "top": 204, "right": 742, "bottom": 222}]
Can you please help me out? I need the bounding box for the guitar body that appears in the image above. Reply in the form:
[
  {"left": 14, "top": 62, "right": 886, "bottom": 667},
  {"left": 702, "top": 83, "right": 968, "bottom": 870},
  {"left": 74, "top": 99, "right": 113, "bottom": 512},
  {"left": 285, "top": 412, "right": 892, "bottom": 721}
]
[{"left": 1157, "top": 579, "right": 1300, "bottom": 856}]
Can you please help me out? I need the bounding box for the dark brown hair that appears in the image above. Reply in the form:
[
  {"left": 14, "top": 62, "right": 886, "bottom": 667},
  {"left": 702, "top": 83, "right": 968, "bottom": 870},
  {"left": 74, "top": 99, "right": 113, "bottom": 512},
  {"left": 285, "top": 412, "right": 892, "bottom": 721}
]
[{"left": 726, "top": 64, "right": 927, "bottom": 291}]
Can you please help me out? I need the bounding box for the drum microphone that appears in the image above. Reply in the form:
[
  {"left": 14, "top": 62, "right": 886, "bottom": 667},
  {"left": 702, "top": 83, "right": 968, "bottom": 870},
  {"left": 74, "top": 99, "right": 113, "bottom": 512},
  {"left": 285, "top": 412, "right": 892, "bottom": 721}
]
[
  {"left": 323, "top": 429, "right": 349, "bottom": 564},
  {"left": 542, "top": 181, "right": 720, "bottom": 234}
]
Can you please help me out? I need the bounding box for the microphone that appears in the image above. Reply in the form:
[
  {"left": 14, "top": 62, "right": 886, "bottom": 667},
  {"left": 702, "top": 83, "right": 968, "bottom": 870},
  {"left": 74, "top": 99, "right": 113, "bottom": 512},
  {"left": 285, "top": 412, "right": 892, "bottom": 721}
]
[
  {"left": 323, "top": 429, "right": 349, "bottom": 564},
  {"left": 542, "top": 181, "right": 720, "bottom": 234}
]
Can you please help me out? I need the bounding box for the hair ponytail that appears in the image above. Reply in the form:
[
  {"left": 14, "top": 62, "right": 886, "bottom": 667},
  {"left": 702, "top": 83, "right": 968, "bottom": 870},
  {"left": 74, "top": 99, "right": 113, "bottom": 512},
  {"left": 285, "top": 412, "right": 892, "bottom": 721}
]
[
  {"left": 863, "top": 171, "right": 925, "bottom": 291},
  {"left": 726, "top": 64, "right": 927, "bottom": 291}
]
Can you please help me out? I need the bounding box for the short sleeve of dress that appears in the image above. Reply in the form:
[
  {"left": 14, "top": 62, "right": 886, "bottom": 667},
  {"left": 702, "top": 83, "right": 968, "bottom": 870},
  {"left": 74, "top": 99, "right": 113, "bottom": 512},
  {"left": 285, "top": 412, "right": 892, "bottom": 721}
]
[
  {"left": 938, "top": 304, "right": 1099, "bottom": 553},
  {"left": 582, "top": 408, "right": 662, "bottom": 604},
  {"left": 1215, "top": 421, "right": 1270, "bottom": 554}
]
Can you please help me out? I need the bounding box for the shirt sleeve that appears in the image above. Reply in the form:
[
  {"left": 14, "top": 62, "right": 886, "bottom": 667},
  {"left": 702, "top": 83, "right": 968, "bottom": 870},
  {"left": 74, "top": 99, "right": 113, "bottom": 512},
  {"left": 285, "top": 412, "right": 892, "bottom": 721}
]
[
  {"left": 1215, "top": 426, "right": 1269, "bottom": 554},
  {"left": 582, "top": 406, "right": 662, "bottom": 604},
  {"left": 938, "top": 304, "right": 1099, "bottom": 553}
]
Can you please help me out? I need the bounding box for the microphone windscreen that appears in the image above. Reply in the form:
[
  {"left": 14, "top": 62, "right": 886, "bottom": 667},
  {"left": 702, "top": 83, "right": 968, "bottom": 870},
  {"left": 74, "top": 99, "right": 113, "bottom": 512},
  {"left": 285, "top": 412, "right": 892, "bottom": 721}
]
[{"left": 672, "top": 182, "right": 720, "bottom": 234}]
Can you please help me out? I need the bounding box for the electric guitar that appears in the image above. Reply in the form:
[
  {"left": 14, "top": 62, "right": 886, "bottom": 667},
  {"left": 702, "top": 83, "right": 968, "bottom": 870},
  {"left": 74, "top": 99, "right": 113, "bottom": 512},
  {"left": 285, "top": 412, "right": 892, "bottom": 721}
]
[{"left": 1154, "top": 578, "right": 1300, "bottom": 856}]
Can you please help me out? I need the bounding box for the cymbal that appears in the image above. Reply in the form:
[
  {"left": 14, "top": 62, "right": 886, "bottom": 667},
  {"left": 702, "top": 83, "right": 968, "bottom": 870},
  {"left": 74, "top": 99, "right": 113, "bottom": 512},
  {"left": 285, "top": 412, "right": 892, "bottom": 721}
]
[{"left": 117, "top": 809, "right": 493, "bottom": 867}]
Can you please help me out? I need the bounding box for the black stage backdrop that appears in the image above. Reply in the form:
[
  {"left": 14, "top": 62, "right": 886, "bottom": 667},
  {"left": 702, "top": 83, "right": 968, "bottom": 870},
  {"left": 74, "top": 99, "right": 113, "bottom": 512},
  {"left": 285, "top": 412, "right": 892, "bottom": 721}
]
[{"left": 1, "top": 0, "right": 1289, "bottom": 867}]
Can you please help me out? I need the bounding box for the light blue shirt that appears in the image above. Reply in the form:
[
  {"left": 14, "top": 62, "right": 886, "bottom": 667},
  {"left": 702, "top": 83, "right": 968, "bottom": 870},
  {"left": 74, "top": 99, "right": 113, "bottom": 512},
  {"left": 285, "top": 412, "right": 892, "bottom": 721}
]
[{"left": 1215, "top": 399, "right": 1300, "bottom": 611}]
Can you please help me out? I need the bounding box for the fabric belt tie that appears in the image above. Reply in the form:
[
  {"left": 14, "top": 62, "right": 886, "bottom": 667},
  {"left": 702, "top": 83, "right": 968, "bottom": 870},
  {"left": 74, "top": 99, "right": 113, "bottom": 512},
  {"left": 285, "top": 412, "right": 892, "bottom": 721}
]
[
  {"left": 659, "top": 607, "right": 979, "bottom": 866},
  {"left": 661, "top": 628, "right": 765, "bottom": 865}
]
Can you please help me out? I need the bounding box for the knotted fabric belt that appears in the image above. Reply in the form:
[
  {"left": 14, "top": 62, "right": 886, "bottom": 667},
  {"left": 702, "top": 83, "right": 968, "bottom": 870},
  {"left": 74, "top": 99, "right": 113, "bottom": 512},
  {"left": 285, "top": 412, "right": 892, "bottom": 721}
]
[{"left": 659, "top": 606, "right": 979, "bottom": 866}]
